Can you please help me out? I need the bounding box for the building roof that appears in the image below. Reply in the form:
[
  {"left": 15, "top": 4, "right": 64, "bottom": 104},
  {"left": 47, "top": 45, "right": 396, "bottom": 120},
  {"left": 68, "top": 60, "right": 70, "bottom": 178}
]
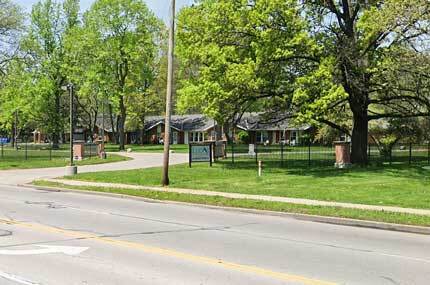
[
  {"left": 236, "top": 113, "right": 311, "bottom": 131},
  {"left": 96, "top": 113, "right": 309, "bottom": 133},
  {"left": 95, "top": 115, "right": 116, "bottom": 133},
  {"left": 144, "top": 114, "right": 215, "bottom": 132}
]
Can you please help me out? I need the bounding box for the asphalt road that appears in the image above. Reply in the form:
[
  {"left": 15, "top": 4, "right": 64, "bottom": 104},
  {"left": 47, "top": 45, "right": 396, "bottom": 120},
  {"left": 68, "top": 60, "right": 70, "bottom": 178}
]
[{"left": 0, "top": 185, "right": 429, "bottom": 285}]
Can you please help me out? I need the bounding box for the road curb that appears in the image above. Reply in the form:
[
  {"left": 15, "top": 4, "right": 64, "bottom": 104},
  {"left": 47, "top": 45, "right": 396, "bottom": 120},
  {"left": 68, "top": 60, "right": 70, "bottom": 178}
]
[{"left": 23, "top": 183, "right": 430, "bottom": 236}]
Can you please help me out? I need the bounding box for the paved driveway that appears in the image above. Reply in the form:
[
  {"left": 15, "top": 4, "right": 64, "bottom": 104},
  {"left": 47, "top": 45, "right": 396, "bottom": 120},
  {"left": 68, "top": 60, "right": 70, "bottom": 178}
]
[{"left": 0, "top": 152, "right": 188, "bottom": 186}]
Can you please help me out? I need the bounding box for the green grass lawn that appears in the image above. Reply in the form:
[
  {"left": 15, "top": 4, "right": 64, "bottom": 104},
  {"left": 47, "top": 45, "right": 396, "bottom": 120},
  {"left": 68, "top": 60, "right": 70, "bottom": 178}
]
[
  {"left": 34, "top": 181, "right": 430, "bottom": 227},
  {"left": 104, "top": 144, "right": 189, "bottom": 153},
  {"left": 0, "top": 153, "right": 129, "bottom": 170},
  {"left": 67, "top": 160, "right": 430, "bottom": 210}
]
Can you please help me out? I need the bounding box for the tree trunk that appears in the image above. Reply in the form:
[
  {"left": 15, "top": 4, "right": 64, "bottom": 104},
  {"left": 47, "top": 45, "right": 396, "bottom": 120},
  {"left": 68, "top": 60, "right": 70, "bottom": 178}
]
[
  {"left": 223, "top": 123, "right": 232, "bottom": 143},
  {"left": 140, "top": 116, "right": 146, "bottom": 145},
  {"left": 11, "top": 117, "right": 15, "bottom": 148},
  {"left": 91, "top": 110, "right": 98, "bottom": 135},
  {"left": 52, "top": 92, "right": 61, "bottom": 149},
  {"left": 51, "top": 133, "right": 60, "bottom": 150},
  {"left": 351, "top": 109, "right": 369, "bottom": 165},
  {"left": 108, "top": 103, "right": 117, "bottom": 144},
  {"left": 118, "top": 97, "right": 127, "bottom": 151}
]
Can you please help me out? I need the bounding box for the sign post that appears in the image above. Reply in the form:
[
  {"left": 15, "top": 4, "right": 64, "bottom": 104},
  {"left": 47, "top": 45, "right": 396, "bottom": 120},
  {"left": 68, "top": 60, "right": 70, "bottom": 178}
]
[{"left": 189, "top": 143, "right": 213, "bottom": 167}]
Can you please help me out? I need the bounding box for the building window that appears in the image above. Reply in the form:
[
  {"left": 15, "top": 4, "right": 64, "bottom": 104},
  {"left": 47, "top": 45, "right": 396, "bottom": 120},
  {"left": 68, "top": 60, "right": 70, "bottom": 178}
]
[
  {"left": 190, "top": 132, "right": 206, "bottom": 143},
  {"left": 281, "top": 131, "right": 286, "bottom": 143},
  {"left": 290, "top": 131, "right": 298, "bottom": 145},
  {"left": 340, "top": 133, "right": 350, "bottom": 142},
  {"left": 256, "top": 131, "right": 269, "bottom": 144}
]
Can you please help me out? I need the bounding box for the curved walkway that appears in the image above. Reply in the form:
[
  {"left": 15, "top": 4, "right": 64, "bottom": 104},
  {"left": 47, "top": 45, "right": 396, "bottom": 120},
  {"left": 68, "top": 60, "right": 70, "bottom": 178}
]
[{"left": 0, "top": 152, "right": 188, "bottom": 186}]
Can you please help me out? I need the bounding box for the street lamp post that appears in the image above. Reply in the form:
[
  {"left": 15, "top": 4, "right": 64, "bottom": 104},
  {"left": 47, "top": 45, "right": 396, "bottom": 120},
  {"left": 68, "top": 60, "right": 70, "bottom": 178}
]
[
  {"left": 100, "top": 98, "right": 107, "bottom": 159},
  {"left": 62, "top": 83, "right": 77, "bottom": 175}
]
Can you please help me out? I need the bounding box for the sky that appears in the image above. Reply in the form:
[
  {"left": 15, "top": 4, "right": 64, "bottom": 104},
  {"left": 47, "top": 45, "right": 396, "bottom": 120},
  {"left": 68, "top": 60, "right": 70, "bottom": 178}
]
[{"left": 15, "top": 0, "right": 194, "bottom": 21}]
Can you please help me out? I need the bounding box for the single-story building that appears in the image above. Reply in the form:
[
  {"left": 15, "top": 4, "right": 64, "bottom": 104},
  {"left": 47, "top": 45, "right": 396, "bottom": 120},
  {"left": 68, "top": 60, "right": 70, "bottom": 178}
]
[
  {"left": 233, "top": 113, "right": 312, "bottom": 145},
  {"left": 131, "top": 114, "right": 223, "bottom": 144},
  {"left": 96, "top": 113, "right": 312, "bottom": 145}
]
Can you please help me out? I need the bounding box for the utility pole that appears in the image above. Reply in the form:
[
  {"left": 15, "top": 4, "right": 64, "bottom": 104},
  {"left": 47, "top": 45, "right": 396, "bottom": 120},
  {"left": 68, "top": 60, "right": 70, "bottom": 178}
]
[{"left": 162, "top": 0, "right": 176, "bottom": 186}]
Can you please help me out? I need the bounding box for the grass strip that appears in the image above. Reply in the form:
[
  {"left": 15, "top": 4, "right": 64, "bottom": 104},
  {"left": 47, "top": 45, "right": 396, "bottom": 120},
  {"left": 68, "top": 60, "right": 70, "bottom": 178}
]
[
  {"left": 0, "top": 154, "right": 130, "bottom": 170},
  {"left": 33, "top": 180, "right": 430, "bottom": 228},
  {"left": 65, "top": 162, "right": 430, "bottom": 210}
]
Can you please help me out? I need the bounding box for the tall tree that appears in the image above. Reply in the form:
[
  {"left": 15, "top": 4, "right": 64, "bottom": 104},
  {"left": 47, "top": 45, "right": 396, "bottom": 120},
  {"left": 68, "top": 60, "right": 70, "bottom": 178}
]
[
  {"left": 63, "top": 25, "right": 106, "bottom": 137},
  {"left": 0, "top": 59, "right": 35, "bottom": 144},
  {"left": 20, "top": 0, "right": 80, "bottom": 147},
  {"left": 0, "top": 0, "right": 23, "bottom": 76},
  {"left": 301, "top": 0, "right": 430, "bottom": 164},
  {"left": 0, "top": 0, "right": 24, "bottom": 141},
  {"left": 177, "top": 0, "right": 430, "bottom": 165},
  {"left": 82, "top": 0, "right": 162, "bottom": 150}
]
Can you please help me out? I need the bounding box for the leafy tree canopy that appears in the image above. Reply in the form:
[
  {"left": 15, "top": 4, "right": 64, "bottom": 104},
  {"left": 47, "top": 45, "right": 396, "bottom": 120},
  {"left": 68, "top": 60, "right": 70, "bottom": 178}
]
[{"left": 177, "top": 0, "right": 430, "bottom": 164}]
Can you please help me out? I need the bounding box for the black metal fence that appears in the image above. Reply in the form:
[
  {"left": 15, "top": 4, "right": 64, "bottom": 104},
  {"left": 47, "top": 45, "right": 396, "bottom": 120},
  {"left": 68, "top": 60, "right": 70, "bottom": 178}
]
[
  {"left": 368, "top": 143, "right": 430, "bottom": 165},
  {"left": 226, "top": 141, "right": 430, "bottom": 168},
  {"left": 0, "top": 140, "right": 98, "bottom": 162}
]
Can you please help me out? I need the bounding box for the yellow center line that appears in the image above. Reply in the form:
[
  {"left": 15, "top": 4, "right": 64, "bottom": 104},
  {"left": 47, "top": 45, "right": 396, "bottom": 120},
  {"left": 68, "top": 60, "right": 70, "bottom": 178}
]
[{"left": 0, "top": 219, "right": 336, "bottom": 285}]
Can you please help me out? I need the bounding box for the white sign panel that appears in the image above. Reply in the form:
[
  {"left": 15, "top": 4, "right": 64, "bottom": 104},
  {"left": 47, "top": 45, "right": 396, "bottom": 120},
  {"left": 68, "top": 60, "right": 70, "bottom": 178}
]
[{"left": 191, "top": 145, "right": 211, "bottom": 162}]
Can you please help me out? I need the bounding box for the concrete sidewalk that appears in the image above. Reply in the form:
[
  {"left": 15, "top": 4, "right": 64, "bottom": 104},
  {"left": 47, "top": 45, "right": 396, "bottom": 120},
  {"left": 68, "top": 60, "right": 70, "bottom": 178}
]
[
  {"left": 0, "top": 152, "right": 188, "bottom": 186},
  {"left": 40, "top": 178, "right": 430, "bottom": 217}
]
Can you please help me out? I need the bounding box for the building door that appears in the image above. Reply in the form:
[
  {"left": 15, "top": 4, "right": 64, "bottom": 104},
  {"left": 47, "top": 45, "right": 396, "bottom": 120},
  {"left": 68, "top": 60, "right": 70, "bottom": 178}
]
[{"left": 172, "top": 131, "right": 178, "bottom": 144}]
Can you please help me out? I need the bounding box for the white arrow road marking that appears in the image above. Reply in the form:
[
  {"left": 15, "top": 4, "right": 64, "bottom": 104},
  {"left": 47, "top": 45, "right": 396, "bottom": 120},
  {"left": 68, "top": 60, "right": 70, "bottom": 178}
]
[
  {"left": 0, "top": 245, "right": 89, "bottom": 256},
  {"left": 0, "top": 271, "right": 40, "bottom": 285}
]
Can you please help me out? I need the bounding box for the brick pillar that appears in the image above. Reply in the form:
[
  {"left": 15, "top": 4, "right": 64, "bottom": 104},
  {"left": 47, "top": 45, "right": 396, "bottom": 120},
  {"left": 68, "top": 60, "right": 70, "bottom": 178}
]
[
  {"left": 334, "top": 141, "right": 352, "bottom": 168},
  {"left": 73, "top": 143, "right": 85, "bottom": 161}
]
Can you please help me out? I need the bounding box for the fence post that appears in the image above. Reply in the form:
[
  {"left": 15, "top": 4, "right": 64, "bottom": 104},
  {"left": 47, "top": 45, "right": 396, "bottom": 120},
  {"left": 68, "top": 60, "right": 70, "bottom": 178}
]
[
  {"left": 409, "top": 142, "right": 412, "bottom": 165},
  {"left": 189, "top": 144, "right": 192, "bottom": 168},
  {"left": 231, "top": 142, "right": 235, "bottom": 164},
  {"left": 389, "top": 147, "right": 392, "bottom": 165},
  {"left": 209, "top": 143, "right": 213, "bottom": 167},
  {"left": 368, "top": 144, "right": 371, "bottom": 161},
  {"left": 428, "top": 141, "right": 430, "bottom": 165},
  {"left": 280, "top": 143, "right": 284, "bottom": 167},
  {"left": 255, "top": 143, "right": 258, "bottom": 165},
  {"left": 89, "top": 143, "right": 92, "bottom": 159},
  {"left": 25, "top": 137, "right": 28, "bottom": 160},
  {"left": 49, "top": 141, "right": 52, "bottom": 160},
  {"left": 308, "top": 139, "right": 311, "bottom": 167}
]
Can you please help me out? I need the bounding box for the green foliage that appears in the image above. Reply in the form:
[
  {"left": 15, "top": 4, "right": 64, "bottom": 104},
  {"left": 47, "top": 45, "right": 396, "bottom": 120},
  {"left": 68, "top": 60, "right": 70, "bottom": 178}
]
[
  {"left": 1, "top": 0, "right": 164, "bottom": 148},
  {"left": 0, "top": 0, "right": 24, "bottom": 75},
  {"left": 236, "top": 130, "right": 249, "bottom": 144},
  {"left": 0, "top": 60, "right": 35, "bottom": 132},
  {"left": 176, "top": 0, "right": 318, "bottom": 123},
  {"left": 370, "top": 117, "right": 425, "bottom": 156},
  {"left": 177, "top": 0, "right": 430, "bottom": 164},
  {"left": 70, "top": 0, "right": 163, "bottom": 148},
  {"left": 2, "top": 0, "right": 82, "bottom": 142}
]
